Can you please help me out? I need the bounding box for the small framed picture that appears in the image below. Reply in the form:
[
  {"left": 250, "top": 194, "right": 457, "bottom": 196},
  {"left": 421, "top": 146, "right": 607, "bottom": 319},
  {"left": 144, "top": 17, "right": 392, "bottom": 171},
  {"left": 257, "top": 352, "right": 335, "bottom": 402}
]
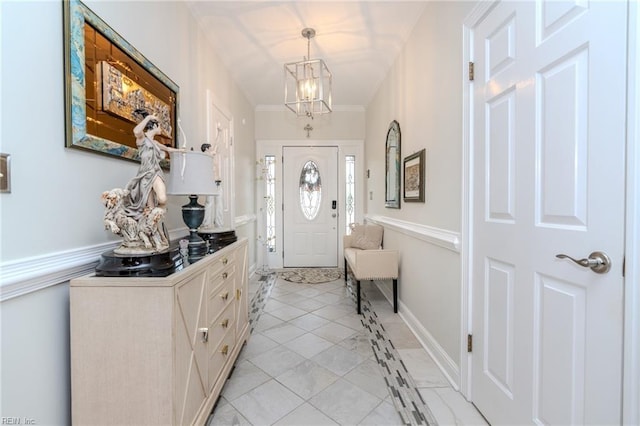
[{"left": 403, "top": 149, "right": 425, "bottom": 202}]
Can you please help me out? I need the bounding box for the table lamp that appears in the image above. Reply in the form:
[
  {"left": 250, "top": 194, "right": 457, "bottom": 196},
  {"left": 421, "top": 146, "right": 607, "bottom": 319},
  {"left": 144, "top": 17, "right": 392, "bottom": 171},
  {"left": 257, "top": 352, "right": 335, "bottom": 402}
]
[{"left": 167, "top": 150, "right": 217, "bottom": 262}]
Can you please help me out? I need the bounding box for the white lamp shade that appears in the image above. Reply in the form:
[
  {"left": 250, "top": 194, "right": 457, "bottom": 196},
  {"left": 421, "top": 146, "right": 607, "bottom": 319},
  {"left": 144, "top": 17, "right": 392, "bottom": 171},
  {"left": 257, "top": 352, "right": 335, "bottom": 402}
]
[{"left": 166, "top": 151, "right": 218, "bottom": 196}]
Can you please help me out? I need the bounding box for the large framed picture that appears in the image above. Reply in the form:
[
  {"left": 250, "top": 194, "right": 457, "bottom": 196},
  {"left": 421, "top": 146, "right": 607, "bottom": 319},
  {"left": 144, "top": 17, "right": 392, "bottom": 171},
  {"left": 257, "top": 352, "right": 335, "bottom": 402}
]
[
  {"left": 403, "top": 149, "right": 425, "bottom": 202},
  {"left": 63, "top": 0, "right": 179, "bottom": 165}
]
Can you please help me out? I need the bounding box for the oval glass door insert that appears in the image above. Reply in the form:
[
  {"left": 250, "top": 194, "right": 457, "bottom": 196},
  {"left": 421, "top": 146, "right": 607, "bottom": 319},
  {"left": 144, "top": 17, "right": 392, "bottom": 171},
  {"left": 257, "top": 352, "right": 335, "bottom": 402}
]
[{"left": 299, "top": 160, "right": 322, "bottom": 220}]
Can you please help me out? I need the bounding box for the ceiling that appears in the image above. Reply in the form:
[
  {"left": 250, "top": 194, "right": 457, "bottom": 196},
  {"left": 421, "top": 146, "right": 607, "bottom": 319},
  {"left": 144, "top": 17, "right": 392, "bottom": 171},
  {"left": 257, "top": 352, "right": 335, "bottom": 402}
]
[{"left": 184, "top": 1, "right": 429, "bottom": 109}]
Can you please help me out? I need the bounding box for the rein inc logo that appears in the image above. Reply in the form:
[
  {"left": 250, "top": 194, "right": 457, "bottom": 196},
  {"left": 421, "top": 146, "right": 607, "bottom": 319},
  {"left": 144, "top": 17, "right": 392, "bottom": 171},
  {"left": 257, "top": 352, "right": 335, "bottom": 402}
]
[{"left": 1, "top": 418, "right": 35, "bottom": 425}]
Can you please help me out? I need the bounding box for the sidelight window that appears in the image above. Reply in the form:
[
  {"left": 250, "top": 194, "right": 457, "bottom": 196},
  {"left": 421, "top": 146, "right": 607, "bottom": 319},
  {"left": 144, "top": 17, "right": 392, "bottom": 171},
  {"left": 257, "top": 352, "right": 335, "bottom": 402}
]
[
  {"left": 262, "top": 155, "right": 276, "bottom": 252},
  {"left": 345, "top": 155, "right": 355, "bottom": 234}
]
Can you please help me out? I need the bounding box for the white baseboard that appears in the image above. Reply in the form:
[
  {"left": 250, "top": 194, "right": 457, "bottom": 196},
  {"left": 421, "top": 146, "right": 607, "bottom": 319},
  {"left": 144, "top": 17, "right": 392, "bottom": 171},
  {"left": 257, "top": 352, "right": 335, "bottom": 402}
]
[
  {"left": 375, "top": 280, "right": 461, "bottom": 390},
  {"left": 248, "top": 263, "right": 257, "bottom": 279}
]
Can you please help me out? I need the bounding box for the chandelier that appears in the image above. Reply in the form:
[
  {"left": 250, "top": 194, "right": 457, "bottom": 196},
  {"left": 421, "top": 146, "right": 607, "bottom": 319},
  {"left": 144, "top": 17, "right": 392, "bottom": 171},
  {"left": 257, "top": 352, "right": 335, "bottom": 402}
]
[{"left": 284, "top": 28, "right": 332, "bottom": 118}]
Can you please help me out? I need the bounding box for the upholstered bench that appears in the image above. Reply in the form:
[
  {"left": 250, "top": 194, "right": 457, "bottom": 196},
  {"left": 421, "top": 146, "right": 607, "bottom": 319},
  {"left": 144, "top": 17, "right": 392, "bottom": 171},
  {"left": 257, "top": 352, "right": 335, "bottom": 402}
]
[{"left": 343, "top": 223, "right": 398, "bottom": 314}]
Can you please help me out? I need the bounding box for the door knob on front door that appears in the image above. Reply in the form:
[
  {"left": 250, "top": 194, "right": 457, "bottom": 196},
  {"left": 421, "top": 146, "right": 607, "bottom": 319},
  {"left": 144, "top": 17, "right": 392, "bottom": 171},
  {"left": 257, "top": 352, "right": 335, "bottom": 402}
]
[{"left": 555, "top": 251, "right": 611, "bottom": 274}]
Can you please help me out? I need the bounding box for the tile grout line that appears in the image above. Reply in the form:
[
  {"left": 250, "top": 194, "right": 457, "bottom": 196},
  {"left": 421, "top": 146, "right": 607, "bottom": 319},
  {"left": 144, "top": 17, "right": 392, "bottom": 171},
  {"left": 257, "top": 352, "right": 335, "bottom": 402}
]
[
  {"left": 344, "top": 277, "right": 438, "bottom": 426},
  {"left": 241, "top": 270, "right": 438, "bottom": 426}
]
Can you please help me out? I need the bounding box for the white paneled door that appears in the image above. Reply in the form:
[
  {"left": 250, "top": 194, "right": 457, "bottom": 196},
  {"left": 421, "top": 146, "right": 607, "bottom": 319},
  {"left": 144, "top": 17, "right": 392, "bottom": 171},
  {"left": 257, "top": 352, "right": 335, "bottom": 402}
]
[
  {"left": 471, "top": 1, "right": 627, "bottom": 424},
  {"left": 283, "top": 146, "right": 339, "bottom": 267}
]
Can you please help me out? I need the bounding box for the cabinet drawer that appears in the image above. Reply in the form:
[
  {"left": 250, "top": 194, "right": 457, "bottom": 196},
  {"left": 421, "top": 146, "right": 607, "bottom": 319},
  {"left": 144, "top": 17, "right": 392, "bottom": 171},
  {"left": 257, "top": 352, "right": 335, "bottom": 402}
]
[
  {"left": 211, "top": 253, "right": 235, "bottom": 275},
  {"left": 208, "top": 279, "right": 234, "bottom": 323},
  {"left": 208, "top": 302, "right": 236, "bottom": 351},
  {"left": 208, "top": 263, "right": 236, "bottom": 293},
  {"left": 208, "top": 328, "right": 236, "bottom": 390},
  {"left": 204, "top": 253, "right": 234, "bottom": 283}
]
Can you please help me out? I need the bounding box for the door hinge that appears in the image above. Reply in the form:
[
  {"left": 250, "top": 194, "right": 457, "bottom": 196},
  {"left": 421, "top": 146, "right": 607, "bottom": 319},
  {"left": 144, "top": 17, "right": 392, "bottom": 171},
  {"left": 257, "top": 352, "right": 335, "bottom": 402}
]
[
  {"left": 467, "top": 334, "right": 473, "bottom": 352},
  {"left": 468, "top": 61, "right": 475, "bottom": 81},
  {"left": 623, "top": 255, "right": 626, "bottom": 277}
]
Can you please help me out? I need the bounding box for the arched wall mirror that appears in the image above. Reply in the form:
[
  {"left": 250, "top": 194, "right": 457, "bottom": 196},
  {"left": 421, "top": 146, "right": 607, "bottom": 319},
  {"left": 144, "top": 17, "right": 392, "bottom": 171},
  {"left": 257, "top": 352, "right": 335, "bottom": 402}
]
[{"left": 385, "top": 120, "right": 401, "bottom": 209}]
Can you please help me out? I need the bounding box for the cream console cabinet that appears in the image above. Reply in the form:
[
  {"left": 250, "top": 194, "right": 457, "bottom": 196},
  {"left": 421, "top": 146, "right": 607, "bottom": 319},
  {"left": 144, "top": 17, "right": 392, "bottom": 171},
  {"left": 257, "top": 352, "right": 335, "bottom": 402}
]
[{"left": 70, "top": 238, "right": 249, "bottom": 425}]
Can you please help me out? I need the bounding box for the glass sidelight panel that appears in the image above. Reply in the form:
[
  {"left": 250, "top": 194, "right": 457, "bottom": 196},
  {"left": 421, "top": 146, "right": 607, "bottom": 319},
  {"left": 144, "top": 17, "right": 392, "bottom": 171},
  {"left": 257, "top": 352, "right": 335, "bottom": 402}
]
[
  {"left": 345, "top": 155, "right": 355, "bottom": 234},
  {"left": 263, "top": 155, "right": 276, "bottom": 252},
  {"left": 299, "top": 160, "right": 322, "bottom": 220}
]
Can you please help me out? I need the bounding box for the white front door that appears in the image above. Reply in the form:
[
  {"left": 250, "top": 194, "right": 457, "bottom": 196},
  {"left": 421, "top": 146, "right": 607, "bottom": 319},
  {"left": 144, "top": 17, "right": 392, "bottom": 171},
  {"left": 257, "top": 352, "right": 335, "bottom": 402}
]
[
  {"left": 283, "top": 146, "right": 339, "bottom": 267},
  {"left": 471, "top": 1, "right": 627, "bottom": 424}
]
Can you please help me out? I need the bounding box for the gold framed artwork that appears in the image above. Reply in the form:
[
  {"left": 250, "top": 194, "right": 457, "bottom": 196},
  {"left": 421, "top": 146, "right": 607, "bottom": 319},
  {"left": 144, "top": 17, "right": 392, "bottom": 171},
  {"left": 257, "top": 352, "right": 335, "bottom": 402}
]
[
  {"left": 63, "top": 0, "right": 179, "bottom": 164},
  {"left": 403, "top": 149, "right": 425, "bottom": 202}
]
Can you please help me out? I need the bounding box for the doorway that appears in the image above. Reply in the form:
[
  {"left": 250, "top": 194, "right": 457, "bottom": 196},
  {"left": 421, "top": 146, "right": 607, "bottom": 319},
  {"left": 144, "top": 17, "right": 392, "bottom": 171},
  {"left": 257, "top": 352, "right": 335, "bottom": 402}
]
[{"left": 256, "top": 140, "right": 364, "bottom": 270}]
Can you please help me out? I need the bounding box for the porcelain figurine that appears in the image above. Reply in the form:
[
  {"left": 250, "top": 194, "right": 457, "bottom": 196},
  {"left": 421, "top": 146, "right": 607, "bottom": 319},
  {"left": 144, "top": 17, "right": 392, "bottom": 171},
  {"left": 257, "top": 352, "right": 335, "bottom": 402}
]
[{"left": 102, "top": 110, "right": 182, "bottom": 254}]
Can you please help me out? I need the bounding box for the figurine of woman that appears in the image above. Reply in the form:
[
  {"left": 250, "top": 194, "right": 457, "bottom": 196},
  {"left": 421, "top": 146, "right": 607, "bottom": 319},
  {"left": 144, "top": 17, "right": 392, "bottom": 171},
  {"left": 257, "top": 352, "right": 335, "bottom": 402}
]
[{"left": 125, "top": 111, "right": 181, "bottom": 220}]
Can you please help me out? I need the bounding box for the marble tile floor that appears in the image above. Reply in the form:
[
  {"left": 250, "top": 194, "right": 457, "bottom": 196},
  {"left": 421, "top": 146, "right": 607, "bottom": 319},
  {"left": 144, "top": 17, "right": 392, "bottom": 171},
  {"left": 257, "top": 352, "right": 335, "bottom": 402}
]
[{"left": 207, "top": 272, "right": 487, "bottom": 426}]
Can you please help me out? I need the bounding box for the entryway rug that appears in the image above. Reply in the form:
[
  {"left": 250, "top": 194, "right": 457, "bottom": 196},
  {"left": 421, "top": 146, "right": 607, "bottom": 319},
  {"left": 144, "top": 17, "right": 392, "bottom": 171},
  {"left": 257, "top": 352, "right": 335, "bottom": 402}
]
[{"left": 278, "top": 267, "right": 342, "bottom": 284}]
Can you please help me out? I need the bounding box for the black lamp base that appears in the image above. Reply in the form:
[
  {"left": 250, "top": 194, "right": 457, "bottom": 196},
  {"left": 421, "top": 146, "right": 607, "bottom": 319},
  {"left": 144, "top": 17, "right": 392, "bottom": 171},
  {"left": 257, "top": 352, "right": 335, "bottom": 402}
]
[
  {"left": 182, "top": 195, "right": 208, "bottom": 263},
  {"left": 187, "top": 230, "right": 208, "bottom": 263}
]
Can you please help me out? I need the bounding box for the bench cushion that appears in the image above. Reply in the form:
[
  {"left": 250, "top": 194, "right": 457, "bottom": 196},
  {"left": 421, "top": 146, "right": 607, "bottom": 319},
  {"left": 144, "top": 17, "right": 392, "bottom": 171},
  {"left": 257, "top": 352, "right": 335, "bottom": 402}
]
[{"left": 344, "top": 247, "right": 398, "bottom": 280}]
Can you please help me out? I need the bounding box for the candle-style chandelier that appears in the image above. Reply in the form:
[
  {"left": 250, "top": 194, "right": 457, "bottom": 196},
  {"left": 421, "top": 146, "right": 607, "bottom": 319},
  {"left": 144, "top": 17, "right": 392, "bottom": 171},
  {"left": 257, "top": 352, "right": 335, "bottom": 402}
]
[{"left": 284, "top": 28, "right": 332, "bottom": 118}]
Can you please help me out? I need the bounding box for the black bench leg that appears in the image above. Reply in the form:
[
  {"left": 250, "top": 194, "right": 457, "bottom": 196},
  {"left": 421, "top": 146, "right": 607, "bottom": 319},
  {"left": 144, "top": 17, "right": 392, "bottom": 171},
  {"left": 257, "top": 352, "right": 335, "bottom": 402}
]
[
  {"left": 344, "top": 258, "right": 348, "bottom": 284},
  {"left": 393, "top": 278, "right": 398, "bottom": 313},
  {"left": 357, "top": 280, "right": 361, "bottom": 314}
]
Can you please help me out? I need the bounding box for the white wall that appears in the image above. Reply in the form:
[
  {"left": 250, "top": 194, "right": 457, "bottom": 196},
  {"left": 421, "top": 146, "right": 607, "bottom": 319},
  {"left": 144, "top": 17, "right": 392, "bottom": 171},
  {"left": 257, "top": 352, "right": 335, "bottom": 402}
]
[
  {"left": 255, "top": 106, "right": 366, "bottom": 140},
  {"left": 365, "top": 1, "right": 475, "bottom": 384},
  {"left": 0, "top": 1, "right": 255, "bottom": 423}
]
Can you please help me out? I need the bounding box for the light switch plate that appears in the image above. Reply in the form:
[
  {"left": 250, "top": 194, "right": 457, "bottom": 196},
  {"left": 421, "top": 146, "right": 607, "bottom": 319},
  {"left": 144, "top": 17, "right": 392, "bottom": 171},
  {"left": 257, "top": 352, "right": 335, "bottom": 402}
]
[{"left": 1, "top": 153, "right": 11, "bottom": 193}]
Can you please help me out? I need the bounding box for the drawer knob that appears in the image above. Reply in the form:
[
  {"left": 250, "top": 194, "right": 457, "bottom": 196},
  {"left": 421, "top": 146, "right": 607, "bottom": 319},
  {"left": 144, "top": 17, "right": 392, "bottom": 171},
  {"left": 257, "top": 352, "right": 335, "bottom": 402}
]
[
  {"left": 221, "top": 291, "right": 229, "bottom": 301},
  {"left": 220, "top": 345, "right": 229, "bottom": 356},
  {"left": 222, "top": 258, "right": 228, "bottom": 265},
  {"left": 221, "top": 318, "right": 229, "bottom": 328},
  {"left": 222, "top": 272, "right": 228, "bottom": 280},
  {"left": 198, "top": 327, "right": 209, "bottom": 343}
]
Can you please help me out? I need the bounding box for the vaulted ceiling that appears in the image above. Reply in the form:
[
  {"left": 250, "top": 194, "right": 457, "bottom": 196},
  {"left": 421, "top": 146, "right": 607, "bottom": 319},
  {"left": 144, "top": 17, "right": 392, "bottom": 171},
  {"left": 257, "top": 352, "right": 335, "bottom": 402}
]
[{"left": 184, "top": 1, "right": 429, "bottom": 109}]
